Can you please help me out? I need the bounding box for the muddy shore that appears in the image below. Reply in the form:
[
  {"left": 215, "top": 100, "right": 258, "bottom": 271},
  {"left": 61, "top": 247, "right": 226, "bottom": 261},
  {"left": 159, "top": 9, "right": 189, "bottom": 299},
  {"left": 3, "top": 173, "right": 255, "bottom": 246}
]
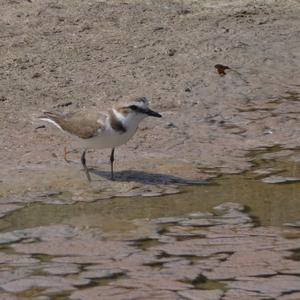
[
  {"left": 1, "top": 0, "right": 300, "bottom": 299},
  {"left": 0, "top": 0, "right": 300, "bottom": 199}
]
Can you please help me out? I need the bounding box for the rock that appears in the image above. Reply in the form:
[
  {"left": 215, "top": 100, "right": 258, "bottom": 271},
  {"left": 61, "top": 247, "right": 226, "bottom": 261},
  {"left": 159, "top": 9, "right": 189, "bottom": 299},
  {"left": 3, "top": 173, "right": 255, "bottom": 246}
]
[
  {"left": 111, "top": 275, "right": 192, "bottom": 291},
  {"left": 153, "top": 217, "right": 187, "bottom": 224},
  {"left": 1, "top": 275, "right": 89, "bottom": 293},
  {"left": 188, "top": 212, "right": 213, "bottom": 218},
  {"left": 141, "top": 192, "right": 162, "bottom": 197},
  {"left": 163, "top": 187, "right": 180, "bottom": 194},
  {"left": 223, "top": 289, "right": 263, "bottom": 300},
  {"left": 0, "top": 232, "right": 24, "bottom": 245},
  {"left": 0, "top": 252, "right": 38, "bottom": 265},
  {"left": 0, "top": 269, "right": 33, "bottom": 286},
  {"left": 214, "top": 202, "right": 245, "bottom": 212},
  {"left": 225, "top": 275, "right": 300, "bottom": 299},
  {"left": 12, "top": 238, "right": 137, "bottom": 259},
  {"left": 0, "top": 225, "right": 77, "bottom": 245},
  {"left": 253, "top": 168, "right": 283, "bottom": 176},
  {"left": 278, "top": 292, "right": 300, "bottom": 300},
  {"left": 0, "top": 204, "right": 23, "bottom": 218},
  {"left": 52, "top": 256, "right": 113, "bottom": 265},
  {"left": 284, "top": 221, "right": 300, "bottom": 228},
  {"left": 80, "top": 268, "right": 125, "bottom": 280},
  {"left": 70, "top": 287, "right": 180, "bottom": 300},
  {"left": 178, "top": 289, "right": 224, "bottom": 300},
  {"left": 262, "top": 176, "right": 300, "bottom": 184},
  {"left": 43, "top": 263, "right": 80, "bottom": 275},
  {"left": 203, "top": 250, "right": 278, "bottom": 280},
  {"left": 261, "top": 150, "right": 294, "bottom": 160},
  {"left": 179, "top": 219, "right": 219, "bottom": 227}
]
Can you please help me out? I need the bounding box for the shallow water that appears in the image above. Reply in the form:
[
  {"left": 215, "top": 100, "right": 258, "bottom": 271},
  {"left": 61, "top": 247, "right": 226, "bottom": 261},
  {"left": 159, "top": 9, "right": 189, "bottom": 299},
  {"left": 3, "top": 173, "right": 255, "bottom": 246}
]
[
  {"left": 1, "top": 152, "right": 300, "bottom": 234},
  {"left": 0, "top": 151, "right": 300, "bottom": 300}
]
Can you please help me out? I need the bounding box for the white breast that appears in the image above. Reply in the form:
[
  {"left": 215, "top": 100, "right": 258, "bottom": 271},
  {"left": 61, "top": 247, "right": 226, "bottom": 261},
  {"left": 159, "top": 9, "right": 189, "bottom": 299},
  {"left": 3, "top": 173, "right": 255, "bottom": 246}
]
[
  {"left": 81, "top": 122, "right": 138, "bottom": 150},
  {"left": 81, "top": 108, "right": 145, "bottom": 150}
]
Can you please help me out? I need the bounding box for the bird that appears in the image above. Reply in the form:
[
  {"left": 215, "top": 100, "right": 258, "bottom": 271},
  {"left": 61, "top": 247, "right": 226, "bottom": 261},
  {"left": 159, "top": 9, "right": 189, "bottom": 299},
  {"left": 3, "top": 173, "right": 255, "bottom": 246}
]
[{"left": 39, "top": 97, "right": 162, "bottom": 181}]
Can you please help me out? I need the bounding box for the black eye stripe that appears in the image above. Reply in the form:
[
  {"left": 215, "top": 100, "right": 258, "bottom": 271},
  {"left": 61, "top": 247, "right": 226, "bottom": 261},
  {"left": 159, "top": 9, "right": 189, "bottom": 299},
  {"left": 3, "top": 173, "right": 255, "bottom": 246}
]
[
  {"left": 127, "top": 105, "right": 148, "bottom": 114},
  {"left": 129, "top": 105, "right": 138, "bottom": 110}
]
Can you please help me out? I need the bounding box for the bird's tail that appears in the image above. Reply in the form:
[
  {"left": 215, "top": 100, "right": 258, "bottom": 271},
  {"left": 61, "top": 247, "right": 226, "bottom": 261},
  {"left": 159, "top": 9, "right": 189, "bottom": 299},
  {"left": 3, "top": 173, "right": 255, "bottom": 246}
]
[{"left": 38, "top": 112, "right": 63, "bottom": 130}]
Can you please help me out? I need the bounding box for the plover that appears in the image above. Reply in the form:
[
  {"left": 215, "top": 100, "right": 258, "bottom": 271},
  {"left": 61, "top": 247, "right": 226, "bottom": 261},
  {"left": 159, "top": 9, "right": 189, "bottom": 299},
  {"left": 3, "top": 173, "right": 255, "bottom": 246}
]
[{"left": 39, "top": 97, "right": 162, "bottom": 181}]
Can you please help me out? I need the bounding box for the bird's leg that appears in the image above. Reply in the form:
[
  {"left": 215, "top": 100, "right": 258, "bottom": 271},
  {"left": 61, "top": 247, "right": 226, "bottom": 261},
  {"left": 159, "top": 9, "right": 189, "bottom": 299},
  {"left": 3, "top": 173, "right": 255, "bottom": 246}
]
[
  {"left": 110, "top": 148, "right": 115, "bottom": 181},
  {"left": 81, "top": 150, "right": 91, "bottom": 182},
  {"left": 64, "top": 146, "right": 71, "bottom": 163}
]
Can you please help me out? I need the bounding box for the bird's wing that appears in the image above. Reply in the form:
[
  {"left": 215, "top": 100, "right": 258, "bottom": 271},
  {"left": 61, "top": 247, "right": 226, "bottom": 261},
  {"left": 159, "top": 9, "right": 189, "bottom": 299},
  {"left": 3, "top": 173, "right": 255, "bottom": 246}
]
[{"left": 40, "top": 111, "right": 108, "bottom": 139}]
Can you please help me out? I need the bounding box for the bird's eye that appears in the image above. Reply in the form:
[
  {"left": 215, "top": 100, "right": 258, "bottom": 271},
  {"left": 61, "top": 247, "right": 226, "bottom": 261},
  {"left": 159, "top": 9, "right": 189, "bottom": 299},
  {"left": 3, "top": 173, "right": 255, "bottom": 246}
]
[{"left": 129, "top": 105, "right": 138, "bottom": 111}]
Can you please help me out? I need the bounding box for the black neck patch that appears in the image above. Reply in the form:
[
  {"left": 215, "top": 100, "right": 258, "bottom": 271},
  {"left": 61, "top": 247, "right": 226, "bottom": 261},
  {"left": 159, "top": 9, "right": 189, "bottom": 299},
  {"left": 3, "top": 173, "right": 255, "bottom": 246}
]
[{"left": 110, "top": 111, "right": 126, "bottom": 133}]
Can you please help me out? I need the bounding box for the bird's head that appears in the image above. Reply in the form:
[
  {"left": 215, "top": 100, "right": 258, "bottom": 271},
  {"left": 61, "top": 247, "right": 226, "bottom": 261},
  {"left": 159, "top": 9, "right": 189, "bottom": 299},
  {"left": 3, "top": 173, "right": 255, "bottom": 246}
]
[{"left": 114, "top": 97, "right": 162, "bottom": 124}]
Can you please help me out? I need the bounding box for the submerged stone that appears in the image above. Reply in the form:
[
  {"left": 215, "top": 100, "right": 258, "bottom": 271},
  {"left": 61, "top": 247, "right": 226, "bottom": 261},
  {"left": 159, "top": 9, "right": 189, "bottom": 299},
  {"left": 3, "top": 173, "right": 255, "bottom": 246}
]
[
  {"left": 262, "top": 176, "right": 300, "bottom": 184},
  {"left": 80, "top": 268, "right": 125, "bottom": 280},
  {"left": 0, "top": 204, "right": 23, "bottom": 218}
]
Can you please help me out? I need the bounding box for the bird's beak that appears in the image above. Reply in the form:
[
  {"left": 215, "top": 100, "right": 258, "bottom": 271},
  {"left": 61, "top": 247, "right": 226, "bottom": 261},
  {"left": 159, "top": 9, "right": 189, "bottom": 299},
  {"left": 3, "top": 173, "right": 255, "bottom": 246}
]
[{"left": 145, "top": 108, "right": 162, "bottom": 118}]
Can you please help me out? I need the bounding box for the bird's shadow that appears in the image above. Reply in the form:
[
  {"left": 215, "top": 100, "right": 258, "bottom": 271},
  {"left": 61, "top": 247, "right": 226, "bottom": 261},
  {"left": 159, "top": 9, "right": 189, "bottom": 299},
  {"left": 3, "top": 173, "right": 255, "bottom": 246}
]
[{"left": 90, "top": 169, "right": 208, "bottom": 185}]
